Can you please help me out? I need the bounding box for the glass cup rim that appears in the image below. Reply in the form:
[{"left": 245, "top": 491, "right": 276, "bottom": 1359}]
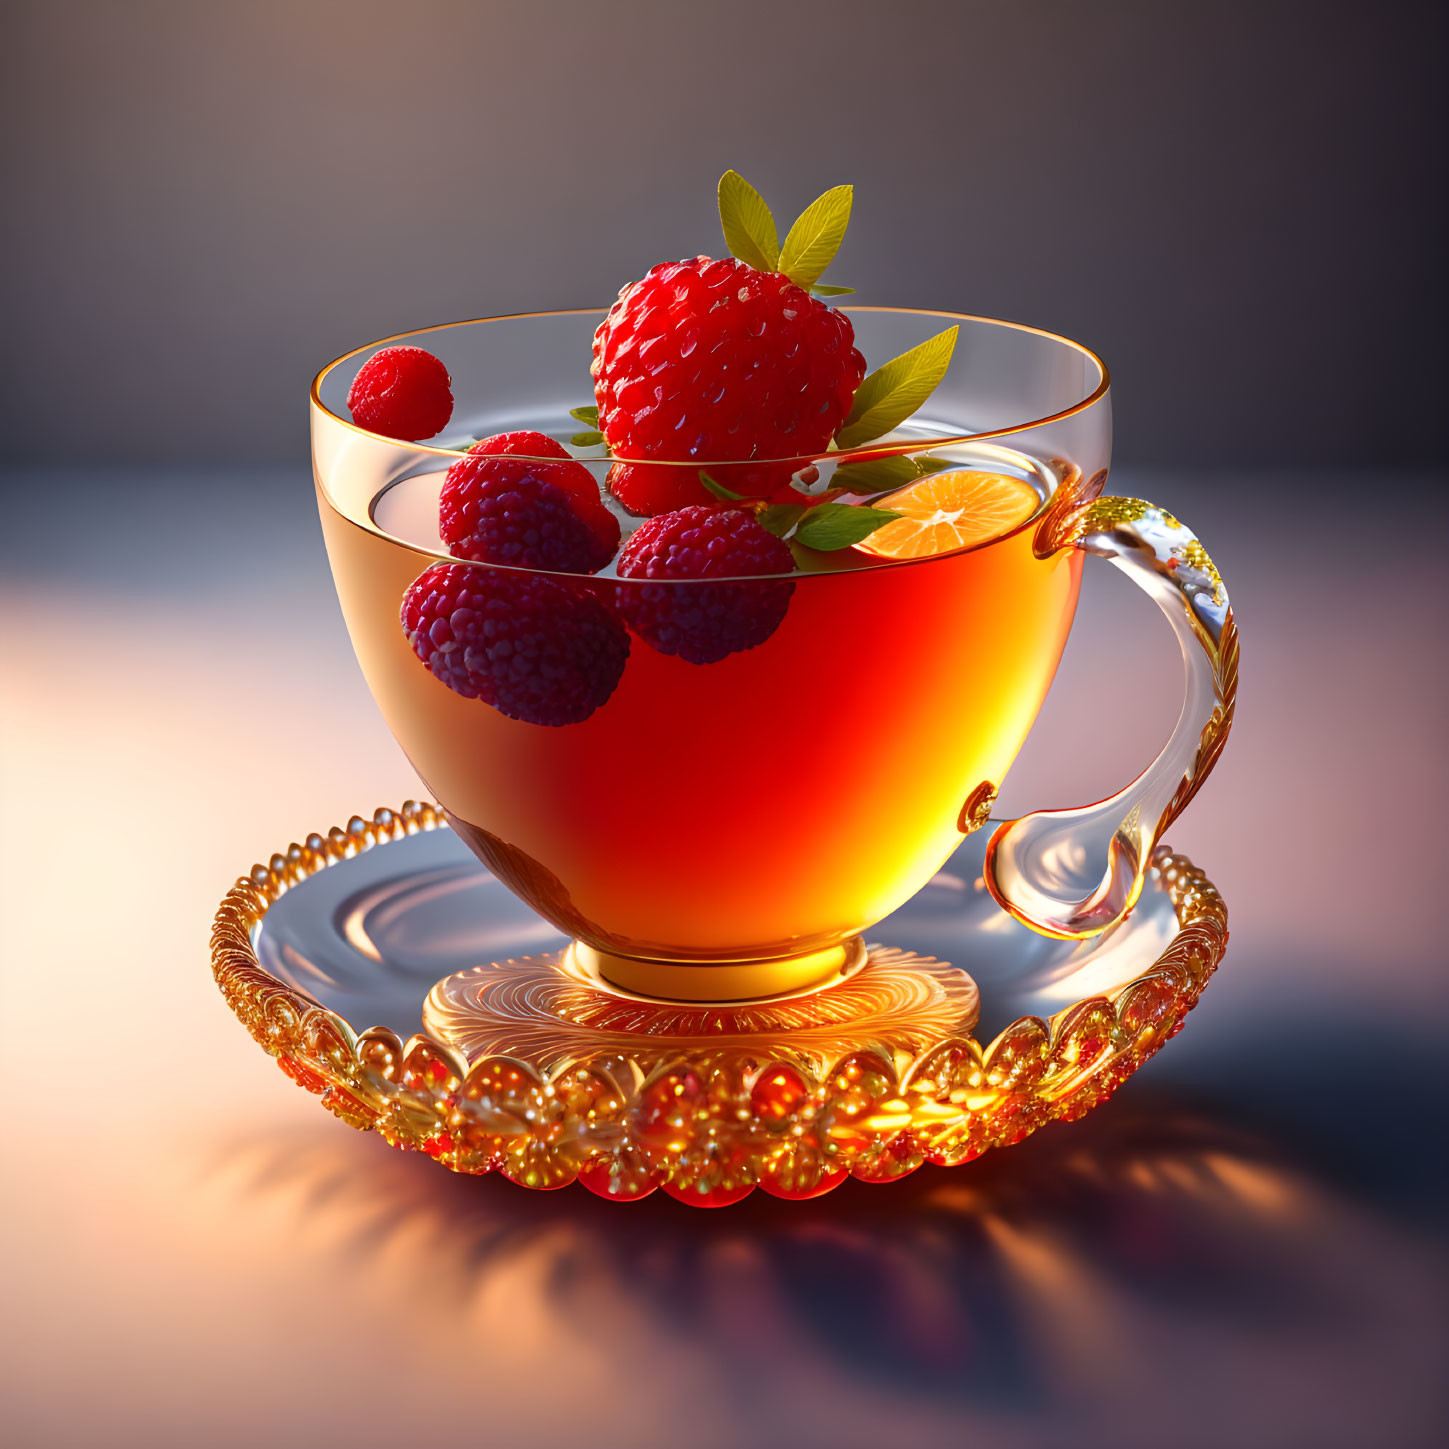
[{"left": 310, "top": 305, "right": 1111, "bottom": 469}]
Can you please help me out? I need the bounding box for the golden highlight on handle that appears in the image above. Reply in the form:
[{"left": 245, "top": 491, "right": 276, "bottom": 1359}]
[{"left": 984, "top": 496, "right": 1238, "bottom": 939}]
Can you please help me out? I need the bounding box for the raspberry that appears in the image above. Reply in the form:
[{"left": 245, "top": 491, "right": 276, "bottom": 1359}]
[
  {"left": 451, "top": 431, "right": 599, "bottom": 509},
  {"left": 592, "top": 257, "right": 865, "bottom": 516},
  {"left": 615, "top": 505, "right": 795, "bottom": 664},
  {"left": 440, "top": 431, "right": 619, "bottom": 573},
  {"left": 401, "top": 563, "right": 628, "bottom": 726},
  {"left": 347, "top": 345, "right": 454, "bottom": 441}
]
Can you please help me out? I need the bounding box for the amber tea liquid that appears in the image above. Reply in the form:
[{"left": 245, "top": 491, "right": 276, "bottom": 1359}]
[{"left": 317, "top": 454, "right": 1081, "bottom": 973}]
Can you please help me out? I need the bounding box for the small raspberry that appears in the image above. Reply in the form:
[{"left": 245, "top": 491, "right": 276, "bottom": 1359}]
[
  {"left": 440, "top": 431, "right": 618, "bottom": 573},
  {"left": 401, "top": 563, "right": 628, "bottom": 726},
  {"left": 451, "top": 432, "right": 599, "bottom": 509},
  {"left": 347, "top": 346, "right": 454, "bottom": 441},
  {"left": 615, "top": 505, "right": 795, "bottom": 664},
  {"left": 592, "top": 257, "right": 865, "bottom": 515}
]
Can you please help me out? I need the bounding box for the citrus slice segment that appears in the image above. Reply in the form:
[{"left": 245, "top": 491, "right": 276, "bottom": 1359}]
[{"left": 854, "top": 470, "right": 1041, "bottom": 559}]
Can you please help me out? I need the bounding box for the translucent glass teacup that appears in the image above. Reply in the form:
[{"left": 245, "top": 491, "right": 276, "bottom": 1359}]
[{"left": 312, "top": 310, "right": 1235, "bottom": 1002}]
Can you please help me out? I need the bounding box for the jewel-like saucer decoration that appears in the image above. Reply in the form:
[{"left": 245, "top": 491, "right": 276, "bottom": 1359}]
[
  {"left": 211, "top": 802, "right": 1227, "bottom": 1206},
  {"left": 423, "top": 946, "right": 981, "bottom": 1075}
]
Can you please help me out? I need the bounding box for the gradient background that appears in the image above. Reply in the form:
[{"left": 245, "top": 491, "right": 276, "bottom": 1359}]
[{"left": 2, "top": 3, "right": 1446, "bottom": 1447}]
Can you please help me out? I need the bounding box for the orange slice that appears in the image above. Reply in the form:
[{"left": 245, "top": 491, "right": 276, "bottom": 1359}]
[{"left": 854, "top": 469, "right": 1041, "bottom": 559}]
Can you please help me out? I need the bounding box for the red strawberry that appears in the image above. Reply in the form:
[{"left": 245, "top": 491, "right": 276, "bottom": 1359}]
[
  {"left": 615, "top": 505, "right": 795, "bottom": 664},
  {"left": 347, "top": 345, "right": 453, "bottom": 441},
  {"left": 440, "top": 431, "right": 618, "bottom": 573},
  {"left": 592, "top": 257, "right": 865, "bottom": 516}
]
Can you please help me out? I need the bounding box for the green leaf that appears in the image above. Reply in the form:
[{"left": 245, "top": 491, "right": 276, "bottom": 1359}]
[
  {"left": 834, "top": 325, "right": 959, "bottom": 450},
  {"left": 570, "top": 430, "right": 604, "bottom": 447},
  {"left": 756, "top": 503, "right": 806, "bottom": 538},
  {"left": 788, "top": 539, "right": 845, "bottom": 572},
  {"left": 699, "top": 471, "right": 744, "bottom": 501},
  {"left": 778, "top": 184, "right": 852, "bottom": 290},
  {"left": 793, "top": 502, "right": 901, "bottom": 550},
  {"left": 717, "top": 170, "right": 780, "bottom": 272},
  {"left": 810, "top": 283, "right": 856, "bottom": 297},
  {"left": 830, "top": 453, "right": 921, "bottom": 495},
  {"left": 830, "top": 451, "right": 952, "bottom": 495},
  {"left": 569, "top": 405, "right": 599, "bottom": 427}
]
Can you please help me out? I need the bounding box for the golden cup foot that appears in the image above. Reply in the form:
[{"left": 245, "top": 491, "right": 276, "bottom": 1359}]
[
  {"left": 423, "top": 940, "right": 978, "bottom": 1074},
  {"left": 566, "top": 935, "right": 869, "bottom": 1005}
]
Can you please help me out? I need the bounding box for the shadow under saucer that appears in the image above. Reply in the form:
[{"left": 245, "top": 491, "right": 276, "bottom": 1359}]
[{"left": 195, "top": 1083, "right": 1444, "bottom": 1442}]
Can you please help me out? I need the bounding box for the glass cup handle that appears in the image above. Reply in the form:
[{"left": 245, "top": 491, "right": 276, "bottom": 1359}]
[{"left": 984, "top": 496, "right": 1239, "bottom": 940}]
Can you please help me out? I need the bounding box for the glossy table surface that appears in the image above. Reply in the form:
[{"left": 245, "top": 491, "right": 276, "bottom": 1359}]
[{"left": 3, "top": 467, "right": 1445, "bottom": 1448}]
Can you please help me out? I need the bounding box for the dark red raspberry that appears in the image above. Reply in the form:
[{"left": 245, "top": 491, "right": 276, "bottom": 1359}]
[
  {"left": 347, "top": 346, "right": 454, "bottom": 441},
  {"left": 615, "top": 505, "right": 795, "bottom": 664},
  {"left": 440, "top": 431, "right": 619, "bottom": 573},
  {"left": 592, "top": 257, "right": 866, "bottom": 516},
  {"left": 401, "top": 563, "right": 628, "bottom": 726},
  {"left": 451, "top": 431, "right": 599, "bottom": 509}
]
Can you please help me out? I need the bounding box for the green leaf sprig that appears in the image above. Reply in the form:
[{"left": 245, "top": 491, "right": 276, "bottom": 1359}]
[
  {"left": 698, "top": 471, "right": 743, "bottom": 501},
  {"left": 777, "top": 184, "right": 853, "bottom": 291},
  {"left": 829, "top": 452, "right": 953, "bottom": 496},
  {"left": 716, "top": 170, "right": 958, "bottom": 451},
  {"left": 718, "top": 171, "right": 854, "bottom": 299},
  {"left": 718, "top": 170, "right": 780, "bottom": 273},
  {"left": 568, "top": 405, "right": 604, "bottom": 447},
  {"left": 755, "top": 502, "right": 805, "bottom": 537},
  {"left": 703, "top": 471, "right": 898, "bottom": 550},
  {"left": 792, "top": 502, "right": 901, "bottom": 549},
  {"left": 835, "top": 327, "right": 958, "bottom": 450}
]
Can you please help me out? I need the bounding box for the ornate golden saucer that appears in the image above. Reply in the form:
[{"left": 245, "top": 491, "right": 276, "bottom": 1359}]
[{"left": 211, "top": 801, "right": 1227, "bottom": 1206}]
